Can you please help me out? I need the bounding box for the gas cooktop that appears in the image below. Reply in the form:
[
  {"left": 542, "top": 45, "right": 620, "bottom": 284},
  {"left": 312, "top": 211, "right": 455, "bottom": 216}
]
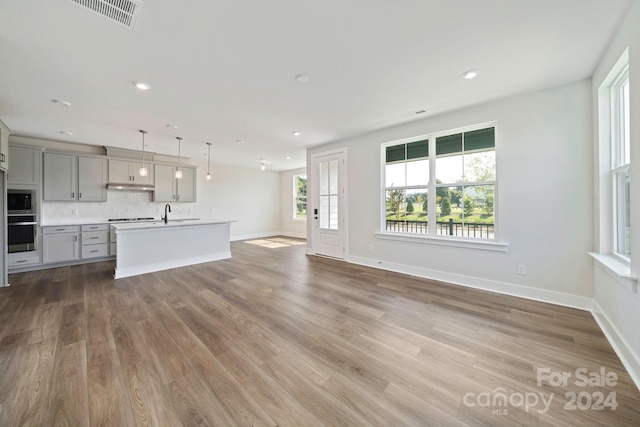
[{"left": 108, "top": 217, "right": 155, "bottom": 222}]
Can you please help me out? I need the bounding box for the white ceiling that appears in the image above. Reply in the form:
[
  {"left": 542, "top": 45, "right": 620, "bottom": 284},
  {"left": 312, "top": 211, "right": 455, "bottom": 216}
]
[{"left": 0, "top": 0, "right": 632, "bottom": 171}]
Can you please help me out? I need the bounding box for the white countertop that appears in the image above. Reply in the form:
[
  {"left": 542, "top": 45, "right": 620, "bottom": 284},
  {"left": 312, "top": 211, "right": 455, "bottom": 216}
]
[
  {"left": 110, "top": 219, "right": 235, "bottom": 231},
  {"left": 41, "top": 218, "right": 208, "bottom": 227}
]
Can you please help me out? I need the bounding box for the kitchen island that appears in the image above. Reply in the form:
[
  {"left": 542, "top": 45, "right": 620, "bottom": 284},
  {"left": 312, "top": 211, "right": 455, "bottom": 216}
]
[{"left": 111, "top": 219, "right": 233, "bottom": 279}]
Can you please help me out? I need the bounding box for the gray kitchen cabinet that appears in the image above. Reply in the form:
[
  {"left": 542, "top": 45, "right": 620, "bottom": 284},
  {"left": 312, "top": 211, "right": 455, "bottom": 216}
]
[
  {"left": 78, "top": 156, "right": 107, "bottom": 201},
  {"left": 81, "top": 224, "right": 109, "bottom": 259},
  {"left": 8, "top": 145, "right": 41, "bottom": 185},
  {"left": 44, "top": 153, "right": 107, "bottom": 201},
  {"left": 108, "top": 159, "right": 153, "bottom": 185},
  {"left": 42, "top": 226, "right": 80, "bottom": 263},
  {"left": 0, "top": 128, "right": 9, "bottom": 172},
  {"left": 153, "top": 164, "right": 196, "bottom": 202},
  {"left": 44, "top": 153, "right": 76, "bottom": 201}
]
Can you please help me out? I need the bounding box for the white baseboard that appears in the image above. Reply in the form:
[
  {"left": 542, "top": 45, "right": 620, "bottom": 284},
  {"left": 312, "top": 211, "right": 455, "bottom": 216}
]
[
  {"left": 231, "top": 231, "right": 307, "bottom": 241},
  {"left": 279, "top": 231, "right": 307, "bottom": 239},
  {"left": 346, "top": 255, "right": 593, "bottom": 311},
  {"left": 231, "top": 232, "right": 280, "bottom": 241},
  {"left": 591, "top": 301, "right": 640, "bottom": 390}
]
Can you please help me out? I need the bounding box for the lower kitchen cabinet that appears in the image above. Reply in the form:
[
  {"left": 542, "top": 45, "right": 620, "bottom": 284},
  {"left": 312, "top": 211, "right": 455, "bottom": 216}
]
[
  {"left": 42, "top": 226, "right": 80, "bottom": 264},
  {"left": 8, "top": 251, "right": 41, "bottom": 268},
  {"left": 81, "top": 224, "right": 109, "bottom": 259}
]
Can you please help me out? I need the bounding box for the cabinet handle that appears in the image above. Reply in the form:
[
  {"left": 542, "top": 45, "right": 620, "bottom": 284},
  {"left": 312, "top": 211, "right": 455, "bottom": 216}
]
[
  {"left": 73, "top": 236, "right": 77, "bottom": 241},
  {"left": 71, "top": 192, "right": 75, "bottom": 198},
  {"left": 90, "top": 250, "right": 99, "bottom": 253},
  {"left": 56, "top": 228, "right": 66, "bottom": 231},
  {"left": 16, "top": 260, "right": 28, "bottom": 263},
  {"left": 79, "top": 192, "right": 82, "bottom": 199},
  {"left": 89, "top": 236, "right": 99, "bottom": 240}
]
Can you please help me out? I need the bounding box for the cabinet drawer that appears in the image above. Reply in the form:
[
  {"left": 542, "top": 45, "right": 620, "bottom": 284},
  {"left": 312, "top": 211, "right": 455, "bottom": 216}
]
[
  {"left": 82, "top": 244, "right": 109, "bottom": 259},
  {"left": 8, "top": 252, "right": 41, "bottom": 268},
  {"left": 82, "top": 224, "right": 108, "bottom": 232},
  {"left": 43, "top": 225, "right": 80, "bottom": 234},
  {"left": 82, "top": 230, "right": 108, "bottom": 245}
]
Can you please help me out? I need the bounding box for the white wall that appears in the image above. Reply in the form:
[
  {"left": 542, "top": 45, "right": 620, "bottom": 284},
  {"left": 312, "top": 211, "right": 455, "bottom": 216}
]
[
  {"left": 279, "top": 167, "right": 307, "bottom": 238},
  {"left": 10, "top": 136, "right": 282, "bottom": 240},
  {"left": 591, "top": 2, "right": 640, "bottom": 386},
  {"left": 307, "top": 79, "right": 594, "bottom": 306}
]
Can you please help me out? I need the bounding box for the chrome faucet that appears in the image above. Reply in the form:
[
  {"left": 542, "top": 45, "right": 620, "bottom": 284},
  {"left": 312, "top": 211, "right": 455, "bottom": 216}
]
[{"left": 162, "top": 203, "right": 171, "bottom": 224}]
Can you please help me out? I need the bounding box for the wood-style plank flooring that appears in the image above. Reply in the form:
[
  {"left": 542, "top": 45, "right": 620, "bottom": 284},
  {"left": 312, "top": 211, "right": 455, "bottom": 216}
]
[{"left": 1, "top": 237, "right": 639, "bottom": 426}]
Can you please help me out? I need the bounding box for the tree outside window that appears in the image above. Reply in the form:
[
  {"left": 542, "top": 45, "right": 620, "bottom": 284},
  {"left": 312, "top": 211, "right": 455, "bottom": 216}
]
[{"left": 293, "top": 174, "right": 307, "bottom": 220}]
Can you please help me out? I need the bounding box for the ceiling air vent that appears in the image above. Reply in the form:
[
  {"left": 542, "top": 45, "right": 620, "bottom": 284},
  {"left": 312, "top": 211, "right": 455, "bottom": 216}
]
[{"left": 67, "top": 0, "right": 142, "bottom": 30}]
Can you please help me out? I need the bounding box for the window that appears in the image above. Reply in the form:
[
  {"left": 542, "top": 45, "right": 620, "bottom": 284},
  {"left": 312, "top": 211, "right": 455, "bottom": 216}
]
[
  {"left": 611, "top": 66, "right": 630, "bottom": 259},
  {"left": 293, "top": 174, "right": 307, "bottom": 220},
  {"left": 383, "top": 124, "right": 496, "bottom": 240}
]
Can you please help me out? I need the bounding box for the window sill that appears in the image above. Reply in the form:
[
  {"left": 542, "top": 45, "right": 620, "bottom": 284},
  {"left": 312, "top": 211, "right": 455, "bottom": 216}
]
[
  {"left": 293, "top": 218, "right": 307, "bottom": 222},
  {"left": 375, "top": 232, "right": 509, "bottom": 252},
  {"left": 589, "top": 252, "right": 637, "bottom": 293}
]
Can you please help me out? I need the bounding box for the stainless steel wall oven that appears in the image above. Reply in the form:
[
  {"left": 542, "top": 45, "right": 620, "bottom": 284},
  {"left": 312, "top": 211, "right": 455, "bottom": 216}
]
[{"left": 7, "top": 190, "right": 37, "bottom": 253}]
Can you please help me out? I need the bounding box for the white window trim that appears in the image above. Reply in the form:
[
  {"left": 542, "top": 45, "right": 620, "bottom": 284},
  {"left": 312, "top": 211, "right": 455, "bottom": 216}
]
[
  {"left": 380, "top": 121, "right": 504, "bottom": 249},
  {"left": 593, "top": 48, "right": 632, "bottom": 287},
  {"left": 293, "top": 174, "right": 307, "bottom": 221},
  {"left": 610, "top": 65, "right": 630, "bottom": 261}
]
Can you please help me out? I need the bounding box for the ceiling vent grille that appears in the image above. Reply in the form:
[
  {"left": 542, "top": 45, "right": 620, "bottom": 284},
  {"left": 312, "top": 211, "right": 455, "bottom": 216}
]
[{"left": 67, "top": 0, "right": 142, "bottom": 30}]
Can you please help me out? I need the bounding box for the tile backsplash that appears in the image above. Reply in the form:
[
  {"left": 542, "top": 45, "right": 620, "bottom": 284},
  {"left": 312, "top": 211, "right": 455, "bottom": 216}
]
[{"left": 41, "top": 190, "right": 196, "bottom": 224}]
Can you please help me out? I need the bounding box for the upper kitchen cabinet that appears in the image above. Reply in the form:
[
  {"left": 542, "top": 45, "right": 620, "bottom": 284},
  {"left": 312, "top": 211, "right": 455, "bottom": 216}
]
[
  {"left": 8, "top": 145, "right": 41, "bottom": 186},
  {"left": 44, "top": 153, "right": 107, "bottom": 202},
  {"left": 108, "top": 159, "right": 153, "bottom": 185},
  {"left": 78, "top": 157, "right": 107, "bottom": 201},
  {"left": 0, "top": 127, "right": 9, "bottom": 172},
  {"left": 153, "top": 164, "right": 196, "bottom": 202}
]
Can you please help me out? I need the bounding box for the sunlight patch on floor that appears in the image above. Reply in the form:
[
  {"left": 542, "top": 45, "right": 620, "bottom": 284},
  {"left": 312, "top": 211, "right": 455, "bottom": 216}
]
[{"left": 245, "top": 237, "right": 306, "bottom": 248}]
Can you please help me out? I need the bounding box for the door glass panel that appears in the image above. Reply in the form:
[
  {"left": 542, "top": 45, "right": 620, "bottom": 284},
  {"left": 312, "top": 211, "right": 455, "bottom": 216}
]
[
  {"left": 329, "top": 160, "right": 338, "bottom": 194},
  {"left": 329, "top": 195, "right": 339, "bottom": 229},
  {"left": 318, "top": 159, "right": 340, "bottom": 230},
  {"left": 319, "top": 195, "right": 329, "bottom": 229},
  {"left": 319, "top": 162, "right": 329, "bottom": 195}
]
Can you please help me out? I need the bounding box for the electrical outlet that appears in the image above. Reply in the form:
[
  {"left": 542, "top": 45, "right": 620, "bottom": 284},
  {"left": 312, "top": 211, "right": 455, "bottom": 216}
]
[
  {"left": 210, "top": 207, "right": 215, "bottom": 213},
  {"left": 517, "top": 264, "right": 527, "bottom": 275},
  {"left": 367, "top": 244, "right": 373, "bottom": 253}
]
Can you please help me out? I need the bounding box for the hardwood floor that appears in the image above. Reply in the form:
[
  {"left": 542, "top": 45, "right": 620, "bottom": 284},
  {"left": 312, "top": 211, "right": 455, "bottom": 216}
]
[{"left": 1, "top": 237, "right": 639, "bottom": 426}]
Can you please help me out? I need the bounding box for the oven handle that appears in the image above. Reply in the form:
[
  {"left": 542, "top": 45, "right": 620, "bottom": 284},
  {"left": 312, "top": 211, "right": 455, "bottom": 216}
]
[{"left": 8, "top": 222, "right": 38, "bottom": 226}]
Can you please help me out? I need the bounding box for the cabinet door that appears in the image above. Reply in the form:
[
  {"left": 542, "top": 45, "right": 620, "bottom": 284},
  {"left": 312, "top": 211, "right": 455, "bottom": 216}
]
[
  {"left": 0, "top": 128, "right": 9, "bottom": 172},
  {"left": 8, "top": 146, "right": 41, "bottom": 185},
  {"left": 130, "top": 161, "right": 154, "bottom": 185},
  {"left": 43, "top": 233, "right": 80, "bottom": 263},
  {"left": 78, "top": 157, "right": 107, "bottom": 202},
  {"left": 177, "top": 167, "right": 196, "bottom": 202},
  {"left": 44, "top": 153, "right": 77, "bottom": 201},
  {"left": 108, "top": 159, "right": 132, "bottom": 183},
  {"left": 154, "top": 164, "right": 175, "bottom": 202}
]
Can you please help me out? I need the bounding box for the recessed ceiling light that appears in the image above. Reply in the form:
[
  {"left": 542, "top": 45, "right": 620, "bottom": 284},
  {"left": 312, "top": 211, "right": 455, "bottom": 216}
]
[
  {"left": 286, "top": 156, "right": 291, "bottom": 160},
  {"left": 52, "top": 99, "right": 71, "bottom": 107},
  {"left": 166, "top": 124, "right": 178, "bottom": 129},
  {"left": 292, "top": 131, "right": 301, "bottom": 136},
  {"left": 134, "top": 81, "right": 151, "bottom": 90},
  {"left": 462, "top": 69, "right": 479, "bottom": 80},
  {"left": 295, "top": 74, "right": 309, "bottom": 83},
  {"left": 236, "top": 139, "right": 245, "bottom": 144},
  {"left": 58, "top": 131, "right": 73, "bottom": 136}
]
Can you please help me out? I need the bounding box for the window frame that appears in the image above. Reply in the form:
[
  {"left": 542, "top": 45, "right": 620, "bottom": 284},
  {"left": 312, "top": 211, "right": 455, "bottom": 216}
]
[
  {"left": 380, "top": 121, "right": 501, "bottom": 247},
  {"left": 293, "top": 174, "right": 307, "bottom": 221},
  {"left": 610, "top": 65, "right": 630, "bottom": 261}
]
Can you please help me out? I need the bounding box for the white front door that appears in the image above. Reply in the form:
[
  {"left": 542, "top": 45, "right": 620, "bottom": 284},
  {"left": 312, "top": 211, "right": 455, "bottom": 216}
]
[{"left": 312, "top": 150, "right": 346, "bottom": 259}]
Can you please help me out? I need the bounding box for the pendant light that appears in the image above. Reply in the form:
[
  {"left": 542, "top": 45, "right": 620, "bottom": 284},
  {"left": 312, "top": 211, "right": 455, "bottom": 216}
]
[
  {"left": 205, "top": 142, "right": 212, "bottom": 180},
  {"left": 139, "top": 130, "right": 148, "bottom": 177},
  {"left": 175, "top": 137, "right": 183, "bottom": 179}
]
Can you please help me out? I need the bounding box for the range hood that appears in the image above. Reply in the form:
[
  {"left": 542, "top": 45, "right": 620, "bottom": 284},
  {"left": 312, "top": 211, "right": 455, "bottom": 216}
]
[{"left": 106, "top": 183, "right": 155, "bottom": 191}]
